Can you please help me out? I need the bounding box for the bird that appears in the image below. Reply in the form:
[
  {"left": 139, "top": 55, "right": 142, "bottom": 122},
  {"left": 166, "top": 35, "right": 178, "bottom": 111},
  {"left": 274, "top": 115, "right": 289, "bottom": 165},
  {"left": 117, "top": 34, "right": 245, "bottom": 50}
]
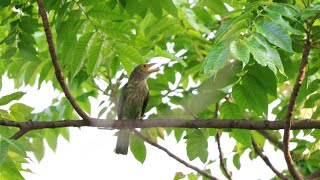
[{"left": 115, "top": 63, "right": 159, "bottom": 155}]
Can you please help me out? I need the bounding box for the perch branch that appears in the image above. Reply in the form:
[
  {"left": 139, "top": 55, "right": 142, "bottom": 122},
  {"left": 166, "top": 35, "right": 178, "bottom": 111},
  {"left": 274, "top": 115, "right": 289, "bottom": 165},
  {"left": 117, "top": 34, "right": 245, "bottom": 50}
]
[
  {"left": 3, "top": 119, "right": 320, "bottom": 139},
  {"left": 133, "top": 129, "right": 218, "bottom": 180},
  {"left": 36, "top": 0, "right": 92, "bottom": 123}
]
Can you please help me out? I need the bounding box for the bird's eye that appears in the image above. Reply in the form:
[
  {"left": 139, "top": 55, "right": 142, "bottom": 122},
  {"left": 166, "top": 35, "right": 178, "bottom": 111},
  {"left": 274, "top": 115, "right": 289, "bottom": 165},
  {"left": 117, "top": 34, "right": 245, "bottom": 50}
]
[{"left": 143, "top": 64, "right": 147, "bottom": 68}]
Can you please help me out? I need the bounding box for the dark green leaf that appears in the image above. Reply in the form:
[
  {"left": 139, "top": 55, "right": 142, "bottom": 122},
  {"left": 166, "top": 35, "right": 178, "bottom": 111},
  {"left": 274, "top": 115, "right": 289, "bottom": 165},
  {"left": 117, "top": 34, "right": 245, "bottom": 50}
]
[
  {"left": 0, "top": 47, "right": 17, "bottom": 59},
  {"left": 304, "top": 94, "right": 320, "bottom": 108},
  {"left": 308, "top": 79, "right": 320, "bottom": 94},
  {"left": 0, "top": 0, "right": 10, "bottom": 8},
  {"left": 87, "top": 33, "right": 103, "bottom": 76},
  {"left": 148, "top": 0, "right": 163, "bottom": 18},
  {"left": 233, "top": 153, "right": 241, "bottom": 170},
  {"left": 160, "top": 0, "right": 177, "bottom": 17},
  {"left": 32, "top": 138, "right": 45, "bottom": 162},
  {"left": 203, "top": 0, "right": 228, "bottom": 16},
  {"left": 186, "top": 129, "right": 208, "bottom": 163},
  {"left": 130, "top": 133, "right": 147, "bottom": 164}
]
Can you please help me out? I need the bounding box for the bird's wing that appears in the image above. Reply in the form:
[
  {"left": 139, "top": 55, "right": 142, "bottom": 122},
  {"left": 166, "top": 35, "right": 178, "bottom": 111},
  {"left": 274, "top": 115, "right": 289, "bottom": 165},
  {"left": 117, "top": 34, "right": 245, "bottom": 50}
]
[
  {"left": 117, "top": 83, "right": 128, "bottom": 120},
  {"left": 140, "top": 91, "right": 149, "bottom": 118}
]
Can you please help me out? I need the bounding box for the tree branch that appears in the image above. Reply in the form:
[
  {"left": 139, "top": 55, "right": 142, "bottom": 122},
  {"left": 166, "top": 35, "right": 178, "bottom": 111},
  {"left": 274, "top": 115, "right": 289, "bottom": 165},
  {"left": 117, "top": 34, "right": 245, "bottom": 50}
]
[
  {"left": 3, "top": 119, "right": 320, "bottom": 139},
  {"left": 132, "top": 129, "right": 219, "bottom": 180},
  {"left": 257, "top": 130, "right": 284, "bottom": 151},
  {"left": 306, "top": 169, "right": 320, "bottom": 180},
  {"left": 251, "top": 137, "right": 288, "bottom": 180},
  {"left": 10, "top": 128, "right": 29, "bottom": 140},
  {"left": 283, "top": 22, "right": 312, "bottom": 180},
  {"left": 214, "top": 102, "right": 232, "bottom": 180},
  {"left": 216, "top": 131, "right": 232, "bottom": 180},
  {"left": 36, "top": 0, "right": 92, "bottom": 123}
]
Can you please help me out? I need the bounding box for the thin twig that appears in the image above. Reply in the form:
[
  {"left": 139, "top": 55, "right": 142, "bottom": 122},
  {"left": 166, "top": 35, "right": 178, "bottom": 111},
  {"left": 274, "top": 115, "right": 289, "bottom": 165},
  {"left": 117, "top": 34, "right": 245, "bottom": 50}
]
[
  {"left": 257, "top": 130, "right": 284, "bottom": 151},
  {"left": 216, "top": 131, "right": 232, "bottom": 180},
  {"left": 251, "top": 137, "right": 288, "bottom": 180},
  {"left": 282, "top": 20, "right": 313, "bottom": 180},
  {"left": 133, "top": 129, "right": 219, "bottom": 180},
  {"left": 214, "top": 102, "right": 232, "bottom": 180},
  {"left": 36, "top": 0, "right": 92, "bottom": 123}
]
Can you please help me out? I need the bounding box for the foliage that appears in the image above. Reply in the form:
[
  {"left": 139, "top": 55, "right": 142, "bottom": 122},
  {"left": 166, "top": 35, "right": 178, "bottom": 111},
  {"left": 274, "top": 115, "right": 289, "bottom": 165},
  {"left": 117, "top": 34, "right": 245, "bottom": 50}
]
[{"left": 1, "top": 0, "right": 320, "bottom": 179}]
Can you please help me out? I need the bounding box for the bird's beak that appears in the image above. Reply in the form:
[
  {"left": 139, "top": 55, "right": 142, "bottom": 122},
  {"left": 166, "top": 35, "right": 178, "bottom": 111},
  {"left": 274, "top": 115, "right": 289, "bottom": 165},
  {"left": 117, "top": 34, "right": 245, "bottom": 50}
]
[{"left": 146, "top": 63, "right": 159, "bottom": 73}]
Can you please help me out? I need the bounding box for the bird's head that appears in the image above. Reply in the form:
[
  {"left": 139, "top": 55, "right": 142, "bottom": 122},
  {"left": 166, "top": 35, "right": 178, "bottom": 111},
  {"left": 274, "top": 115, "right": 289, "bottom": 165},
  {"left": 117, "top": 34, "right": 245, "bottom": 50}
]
[{"left": 129, "top": 63, "right": 159, "bottom": 81}]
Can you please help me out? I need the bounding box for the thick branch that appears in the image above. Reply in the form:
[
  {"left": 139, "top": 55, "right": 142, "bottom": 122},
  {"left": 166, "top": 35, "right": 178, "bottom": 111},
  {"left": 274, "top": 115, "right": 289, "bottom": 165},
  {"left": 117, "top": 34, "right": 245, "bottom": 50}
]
[
  {"left": 3, "top": 119, "right": 320, "bottom": 138},
  {"left": 133, "top": 129, "right": 218, "bottom": 180},
  {"left": 36, "top": 0, "right": 91, "bottom": 123},
  {"left": 252, "top": 138, "right": 288, "bottom": 180},
  {"left": 216, "top": 131, "right": 232, "bottom": 180},
  {"left": 283, "top": 23, "right": 312, "bottom": 180}
]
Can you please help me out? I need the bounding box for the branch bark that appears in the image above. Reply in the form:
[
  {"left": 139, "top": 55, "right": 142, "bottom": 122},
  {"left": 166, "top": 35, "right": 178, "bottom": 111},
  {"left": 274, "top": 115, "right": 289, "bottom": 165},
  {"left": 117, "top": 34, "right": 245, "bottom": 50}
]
[
  {"left": 216, "top": 131, "right": 232, "bottom": 180},
  {"left": 3, "top": 119, "right": 320, "bottom": 139},
  {"left": 282, "top": 22, "right": 312, "bottom": 180},
  {"left": 251, "top": 138, "right": 288, "bottom": 180},
  {"left": 36, "top": 0, "right": 91, "bottom": 123},
  {"left": 133, "top": 129, "right": 219, "bottom": 180}
]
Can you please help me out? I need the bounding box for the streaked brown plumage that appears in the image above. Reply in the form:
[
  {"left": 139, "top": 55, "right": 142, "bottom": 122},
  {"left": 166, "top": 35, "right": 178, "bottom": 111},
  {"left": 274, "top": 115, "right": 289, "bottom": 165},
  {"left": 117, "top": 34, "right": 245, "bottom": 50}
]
[{"left": 115, "top": 63, "right": 159, "bottom": 155}]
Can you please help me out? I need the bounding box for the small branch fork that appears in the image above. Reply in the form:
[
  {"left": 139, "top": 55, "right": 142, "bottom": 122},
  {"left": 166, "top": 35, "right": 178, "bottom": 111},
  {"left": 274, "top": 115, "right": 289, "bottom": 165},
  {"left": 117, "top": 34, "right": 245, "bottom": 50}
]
[{"left": 282, "top": 20, "right": 313, "bottom": 179}]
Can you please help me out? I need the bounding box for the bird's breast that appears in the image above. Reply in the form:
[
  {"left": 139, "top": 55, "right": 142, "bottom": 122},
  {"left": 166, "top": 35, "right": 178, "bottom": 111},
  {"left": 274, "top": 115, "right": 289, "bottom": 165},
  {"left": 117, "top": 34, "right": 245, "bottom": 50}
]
[{"left": 123, "top": 82, "right": 148, "bottom": 119}]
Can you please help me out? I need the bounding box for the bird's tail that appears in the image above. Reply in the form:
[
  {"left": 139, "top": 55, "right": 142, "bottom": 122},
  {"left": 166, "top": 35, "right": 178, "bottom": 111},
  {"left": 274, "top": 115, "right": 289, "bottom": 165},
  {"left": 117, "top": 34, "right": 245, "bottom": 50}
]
[{"left": 115, "top": 129, "right": 130, "bottom": 155}]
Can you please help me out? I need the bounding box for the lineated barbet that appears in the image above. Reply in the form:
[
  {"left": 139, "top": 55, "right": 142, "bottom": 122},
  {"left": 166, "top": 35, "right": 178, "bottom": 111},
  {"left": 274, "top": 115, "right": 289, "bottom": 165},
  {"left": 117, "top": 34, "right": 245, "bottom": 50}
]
[{"left": 115, "top": 63, "right": 159, "bottom": 155}]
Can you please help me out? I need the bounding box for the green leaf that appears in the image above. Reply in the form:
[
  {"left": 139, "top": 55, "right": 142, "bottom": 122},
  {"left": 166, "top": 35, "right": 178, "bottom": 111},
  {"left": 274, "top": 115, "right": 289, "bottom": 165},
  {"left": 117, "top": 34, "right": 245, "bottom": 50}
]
[
  {"left": 45, "top": 130, "right": 58, "bottom": 152},
  {"left": 220, "top": 102, "right": 243, "bottom": 119},
  {"left": 230, "top": 130, "right": 252, "bottom": 148},
  {"left": 0, "top": 0, "right": 10, "bottom": 8},
  {"left": 233, "top": 153, "right": 241, "bottom": 170},
  {"left": 0, "top": 47, "right": 17, "bottom": 59},
  {"left": 18, "top": 41, "right": 38, "bottom": 61},
  {"left": 215, "top": 12, "right": 252, "bottom": 44},
  {"left": 148, "top": 0, "right": 163, "bottom": 18},
  {"left": 230, "top": 40, "right": 250, "bottom": 66},
  {"left": 202, "top": 42, "right": 230, "bottom": 74},
  {"left": 252, "top": 33, "right": 285, "bottom": 75},
  {"left": 301, "top": 4, "right": 320, "bottom": 20},
  {"left": 0, "top": 156, "right": 24, "bottom": 179},
  {"left": 114, "top": 43, "right": 144, "bottom": 64},
  {"left": 264, "top": 4, "right": 299, "bottom": 20},
  {"left": 233, "top": 75, "right": 268, "bottom": 114},
  {"left": 71, "top": 32, "right": 94, "bottom": 78},
  {"left": 130, "top": 134, "right": 147, "bottom": 164},
  {"left": 87, "top": 33, "right": 103, "bottom": 76},
  {"left": 10, "top": 103, "right": 34, "bottom": 121},
  {"left": 304, "top": 94, "right": 320, "bottom": 108},
  {"left": 32, "top": 138, "right": 45, "bottom": 162},
  {"left": 185, "top": 129, "right": 208, "bottom": 163},
  {"left": 160, "top": 0, "right": 177, "bottom": 17},
  {"left": 88, "top": 4, "right": 130, "bottom": 20},
  {"left": 18, "top": 16, "right": 40, "bottom": 34},
  {"left": 265, "top": 12, "right": 303, "bottom": 36},
  {"left": 0, "top": 92, "right": 25, "bottom": 106},
  {"left": 203, "top": 0, "right": 228, "bottom": 16},
  {"left": 254, "top": 20, "right": 293, "bottom": 52},
  {"left": 0, "top": 141, "right": 9, "bottom": 166},
  {"left": 308, "top": 79, "right": 320, "bottom": 94}
]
